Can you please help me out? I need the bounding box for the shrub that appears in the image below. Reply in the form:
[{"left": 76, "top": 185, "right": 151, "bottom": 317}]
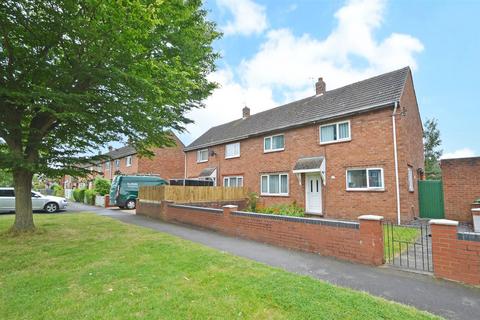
[
  {"left": 52, "top": 185, "right": 65, "bottom": 197},
  {"left": 84, "top": 189, "right": 96, "bottom": 205},
  {"left": 94, "top": 178, "right": 111, "bottom": 196},
  {"left": 256, "top": 202, "right": 304, "bottom": 217},
  {"left": 246, "top": 192, "right": 259, "bottom": 212},
  {"left": 73, "top": 188, "right": 87, "bottom": 202}
]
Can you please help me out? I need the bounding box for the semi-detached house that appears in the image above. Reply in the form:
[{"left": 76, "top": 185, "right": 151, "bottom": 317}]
[{"left": 184, "top": 67, "right": 424, "bottom": 223}]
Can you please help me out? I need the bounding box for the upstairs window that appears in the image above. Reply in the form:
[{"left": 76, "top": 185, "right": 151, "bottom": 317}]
[
  {"left": 225, "top": 142, "right": 240, "bottom": 159},
  {"left": 197, "top": 149, "right": 208, "bottom": 163},
  {"left": 105, "top": 161, "right": 110, "bottom": 170},
  {"left": 347, "top": 168, "right": 384, "bottom": 191},
  {"left": 223, "top": 176, "right": 243, "bottom": 187},
  {"left": 114, "top": 159, "right": 120, "bottom": 168},
  {"left": 264, "top": 134, "right": 285, "bottom": 153},
  {"left": 126, "top": 156, "right": 132, "bottom": 167},
  {"left": 408, "top": 166, "right": 414, "bottom": 192},
  {"left": 320, "top": 121, "right": 351, "bottom": 144}
]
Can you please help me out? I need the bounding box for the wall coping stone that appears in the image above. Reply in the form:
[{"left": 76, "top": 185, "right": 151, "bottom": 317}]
[
  {"left": 232, "top": 211, "right": 360, "bottom": 229},
  {"left": 358, "top": 215, "right": 384, "bottom": 221},
  {"left": 139, "top": 199, "right": 162, "bottom": 204},
  {"left": 457, "top": 232, "right": 480, "bottom": 242},
  {"left": 471, "top": 208, "right": 480, "bottom": 214},
  {"left": 223, "top": 205, "right": 239, "bottom": 209},
  {"left": 168, "top": 204, "right": 223, "bottom": 214},
  {"left": 429, "top": 219, "right": 459, "bottom": 226}
]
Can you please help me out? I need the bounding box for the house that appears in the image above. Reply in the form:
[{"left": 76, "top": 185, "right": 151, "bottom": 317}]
[
  {"left": 63, "top": 133, "right": 185, "bottom": 189},
  {"left": 184, "top": 67, "right": 424, "bottom": 223}
]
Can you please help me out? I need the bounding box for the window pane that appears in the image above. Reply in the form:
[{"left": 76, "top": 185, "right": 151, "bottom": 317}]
[
  {"left": 338, "top": 122, "right": 350, "bottom": 139},
  {"left": 238, "top": 177, "right": 243, "bottom": 187},
  {"left": 408, "top": 167, "right": 414, "bottom": 191},
  {"left": 321, "top": 124, "right": 336, "bottom": 142},
  {"left": 231, "top": 177, "right": 238, "bottom": 187},
  {"left": 272, "top": 135, "right": 284, "bottom": 149},
  {"left": 347, "top": 170, "right": 367, "bottom": 188},
  {"left": 261, "top": 176, "right": 268, "bottom": 193},
  {"left": 264, "top": 137, "right": 271, "bottom": 150},
  {"left": 280, "top": 175, "right": 288, "bottom": 193},
  {"left": 224, "top": 178, "right": 229, "bottom": 187},
  {"left": 368, "top": 169, "right": 382, "bottom": 188},
  {"left": 269, "top": 175, "right": 279, "bottom": 193}
]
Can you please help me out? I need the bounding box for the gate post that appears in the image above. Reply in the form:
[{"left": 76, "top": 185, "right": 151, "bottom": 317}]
[{"left": 358, "top": 215, "right": 384, "bottom": 265}]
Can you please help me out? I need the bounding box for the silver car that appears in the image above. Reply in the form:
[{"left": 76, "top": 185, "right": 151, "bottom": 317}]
[{"left": 0, "top": 187, "right": 68, "bottom": 213}]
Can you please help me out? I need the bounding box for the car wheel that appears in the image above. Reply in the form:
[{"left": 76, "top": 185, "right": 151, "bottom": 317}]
[
  {"left": 44, "top": 202, "right": 59, "bottom": 213},
  {"left": 125, "top": 199, "right": 136, "bottom": 210}
]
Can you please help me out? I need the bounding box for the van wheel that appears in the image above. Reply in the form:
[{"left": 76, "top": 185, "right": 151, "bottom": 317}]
[
  {"left": 125, "top": 199, "right": 136, "bottom": 210},
  {"left": 44, "top": 202, "right": 59, "bottom": 213}
]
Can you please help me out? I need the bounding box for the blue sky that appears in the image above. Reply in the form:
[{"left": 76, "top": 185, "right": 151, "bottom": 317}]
[{"left": 178, "top": 0, "right": 480, "bottom": 159}]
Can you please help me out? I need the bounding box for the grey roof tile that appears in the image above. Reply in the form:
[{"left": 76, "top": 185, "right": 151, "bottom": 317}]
[{"left": 185, "top": 67, "right": 409, "bottom": 151}]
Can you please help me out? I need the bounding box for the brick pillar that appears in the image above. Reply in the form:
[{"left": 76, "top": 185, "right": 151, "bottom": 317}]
[
  {"left": 222, "top": 205, "right": 238, "bottom": 234},
  {"left": 358, "top": 215, "right": 384, "bottom": 266},
  {"left": 429, "top": 219, "right": 459, "bottom": 281}
]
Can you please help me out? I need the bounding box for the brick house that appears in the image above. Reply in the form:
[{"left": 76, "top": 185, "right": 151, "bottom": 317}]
[
  {"left": 184, "top": 67, "right": 424, "bottom": 223},
  {"left": 64, "top": 133, "right": 185, "bottom": 189}
]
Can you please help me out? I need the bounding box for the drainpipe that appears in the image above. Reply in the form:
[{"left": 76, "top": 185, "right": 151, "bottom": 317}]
[
  {"left": 183, "top": 152, "right": 187, "bottom": 186},
  {"left": 392, "top": 101, "right": 401, "bottom": 225}
]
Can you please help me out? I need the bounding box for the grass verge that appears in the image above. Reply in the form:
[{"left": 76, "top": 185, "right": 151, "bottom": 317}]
[
  {"left": 383, "top": 225, "right": 421, "bottom": 259},
  {"left": 0, "top": 213, "right": 437, "bottom": 319}
]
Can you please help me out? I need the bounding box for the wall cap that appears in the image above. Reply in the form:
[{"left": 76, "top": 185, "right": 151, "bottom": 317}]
[
  {"left": 358, "top": 215, "right": 384, "bottom": 221},
  {"left": 471, "top": 208, "right": 480, "bottom": 214},
  {"left": 223, "top": 205, "right": 239, "bottom": 209},
  {"left": 429, "top": 219, "right": 459, "bottom": 226}
]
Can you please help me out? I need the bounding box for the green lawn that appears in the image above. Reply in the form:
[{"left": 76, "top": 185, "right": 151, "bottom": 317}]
[
  {"left": 384, "top": 225, "right": 421, "bottom": 260},
  {"left": 0, "top": 213, "right": 438, "bottom": 320}
]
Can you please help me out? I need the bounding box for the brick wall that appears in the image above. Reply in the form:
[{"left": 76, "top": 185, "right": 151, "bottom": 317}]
[
  {"left": 441, "top": 157, "right": 480, "bottom": 222},
  {"left": 137, "top": 200, "right": 384, "bottom": 266},
  {"left": 430, "top": 220, "right": 480, "bottom": 285},
  {"left": 185, "top": 105, "right": 423, "bottom": 223}
]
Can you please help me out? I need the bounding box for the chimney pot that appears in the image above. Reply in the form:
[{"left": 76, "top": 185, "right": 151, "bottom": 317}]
[
  {"left": 315, "top": 77, "right": 326, "bottom": 95},
  {"left": 108, "top": 146, "right": 113, "bottom": 151},
  {"left": 242, "top": 106, "right": 250, "bottom": 118}
]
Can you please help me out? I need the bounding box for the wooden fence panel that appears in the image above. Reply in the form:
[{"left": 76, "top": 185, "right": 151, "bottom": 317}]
[{"left": 139, "top": 185, "right": 247, "bottom": 203}]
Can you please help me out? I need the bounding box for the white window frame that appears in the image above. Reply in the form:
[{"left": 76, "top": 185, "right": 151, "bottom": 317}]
[
  {"left": 260, "top": 173, "right": 289, "bottom": 196},
  {"left": 264, "top": 134, "right": 285, "bottom": 153},
  {"left": 319, "top": 120, "right": 351, "bottom": 145},
  {"left": 346, "top": 168, "right": 384, "bottom": 191},
  {"left": 114, "top": 159, "right": 120, "bottom": 168},
  {"left": 225, "top": 142, "right": 240, "bottom": 159},
  {"left": 126, "top": 156, "right": 132, "bottom": 167},
  {"left": 408, "top": 166, "right": 414, "bottom": 192},
  {"left": 223, "top": 176, "right": 243, "bottom": 187},
  {"left": 197, "top": 149, "right": 208, "bottom": 163}
]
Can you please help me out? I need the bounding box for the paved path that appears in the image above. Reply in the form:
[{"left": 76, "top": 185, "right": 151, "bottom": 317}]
[{"left": 69, "top": 203, "right": 480, "bottom": 320}]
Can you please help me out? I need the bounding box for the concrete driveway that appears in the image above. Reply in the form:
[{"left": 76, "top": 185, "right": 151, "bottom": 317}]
[{"left": 67, "top": 202, "right": 480, "bottom": 320}]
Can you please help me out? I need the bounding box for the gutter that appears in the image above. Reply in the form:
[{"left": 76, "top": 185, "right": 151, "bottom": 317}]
[{"left": 392, "top": 101, "right": 401, "bottom": 225}]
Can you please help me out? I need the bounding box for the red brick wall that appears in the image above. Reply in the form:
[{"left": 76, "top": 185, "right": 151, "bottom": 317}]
[
  {"left": 430, "top": 222, "right": 480, "bottom": 285},
  {"left": 186, "top": 105, "right": 422, "bottom": 223},
  {"left": 441, "top": 157, "right": 480, "bottom": 222},
  {"left": 137, "top": 201, "right": 384, "bottom": 266}
]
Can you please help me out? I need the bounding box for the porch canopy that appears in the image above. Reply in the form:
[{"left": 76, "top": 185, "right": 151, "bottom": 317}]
[
  {"left": 198, "top": 167, "right": 216, "bottom": 178},
  {"left": 292, "top": 156, "right": 326, "bottom": 185}
]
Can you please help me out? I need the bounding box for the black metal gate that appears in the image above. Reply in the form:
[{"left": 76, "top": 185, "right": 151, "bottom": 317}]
[{"left": 384, "top": 222, "right": 433, "bottom": 273}]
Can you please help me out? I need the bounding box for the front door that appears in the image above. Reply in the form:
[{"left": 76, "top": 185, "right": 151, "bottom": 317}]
[{"left": 306, "top": 174, "right": 322, "bottom": 214}]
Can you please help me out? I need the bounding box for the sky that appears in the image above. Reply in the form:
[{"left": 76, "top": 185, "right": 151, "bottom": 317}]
[{"left": 177, "top": 0, "right": 480, "bottom": 159}]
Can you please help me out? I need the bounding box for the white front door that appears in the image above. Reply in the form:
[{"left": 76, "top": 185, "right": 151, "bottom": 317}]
[{"left": 306, "top": 173, "right": 322, "bottom": 214}]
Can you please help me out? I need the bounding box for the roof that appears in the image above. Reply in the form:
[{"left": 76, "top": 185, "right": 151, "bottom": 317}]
[
  {"left": 198, "top": 167, "right": 217, "bottom": 177},
  {"left": 104, "top": 145, "right": 136, "bottom": 160},
  {"left": 293, "top": 157, "right": 324, "bottom": 172},
  {"left": 185, "top": 67, "right": 410, "bottom": 151}
]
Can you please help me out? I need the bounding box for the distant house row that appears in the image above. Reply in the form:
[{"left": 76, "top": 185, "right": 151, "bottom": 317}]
[{"left": 67, "top": 67, "right": 425, "bottom": 223}]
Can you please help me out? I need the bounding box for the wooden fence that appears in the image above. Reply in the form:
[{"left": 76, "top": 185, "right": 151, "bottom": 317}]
[{"left": 139, "top": 185, "right": 248, "bottom": 203}]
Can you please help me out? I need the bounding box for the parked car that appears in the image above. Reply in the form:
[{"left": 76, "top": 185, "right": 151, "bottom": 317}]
[
  {"left": 0, "top": 187, "right": 68, "bottom": 213},
  {"left": 109, "top": 175, "right": 168, "bottom": 210}
]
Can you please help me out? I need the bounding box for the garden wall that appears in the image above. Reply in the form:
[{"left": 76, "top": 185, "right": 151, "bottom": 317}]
[
  {"left": 137, "top": 200, "right": 384, "bottom": 266},
  {"left": 430, "top": 219, "right": 480, "bottom": 286}
]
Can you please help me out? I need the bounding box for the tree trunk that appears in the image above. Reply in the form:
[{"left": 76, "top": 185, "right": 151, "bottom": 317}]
[{"left": 12, "top": 169, "right": 35, "bottom": 232}]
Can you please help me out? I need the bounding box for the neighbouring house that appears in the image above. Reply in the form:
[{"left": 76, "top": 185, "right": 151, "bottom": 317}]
[
  {"left": 63, "top": 133, "right": 185, "bottom": 189},
  {"left": 184, "top": 67, "right": 424, "bottom": 223}
]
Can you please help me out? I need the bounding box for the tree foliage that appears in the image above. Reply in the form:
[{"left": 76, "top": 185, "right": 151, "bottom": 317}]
[
  {"left": 0, "top": 169, "right": 13, "bottom": 187},
  {"left": 423, "top": 118, "right": 442, "bottom": 180},
  {"left": 0, "top": 0, "right": 220, "bottom": 231}
]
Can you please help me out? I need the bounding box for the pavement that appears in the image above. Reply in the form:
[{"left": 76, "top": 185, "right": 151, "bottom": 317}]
[{"left": 66, "top": 203, "right": 480, "bottom": 320}]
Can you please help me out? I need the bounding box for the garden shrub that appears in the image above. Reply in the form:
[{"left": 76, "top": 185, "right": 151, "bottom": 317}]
[
  {"left": 94, "top": 178, "right": 111, "bottom": 196},
  {"left": 256, "top": 202, "right": 305, "bottom": 217},
  {"left": 73, "top": 188, "right": 87, "bottom": 203},
  {"left": 52, "top": 185, "right": 64, "bottom": 197},
  {"left": 84, "top": 189, "right": 96, "bottom": 205},
  {"left": 246, "top": 192, "right": 259, "bottom": 212}
]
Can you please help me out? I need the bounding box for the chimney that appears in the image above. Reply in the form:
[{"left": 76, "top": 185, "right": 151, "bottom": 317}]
[
  {"left": 108, "top": 145, "right": 113, "bottom": 151},
  {"left": 315, "top": 77, "right": 326, "bottom": 95},
  {"left": 242, "top": 106, "right": 250, "bottom": 119}
]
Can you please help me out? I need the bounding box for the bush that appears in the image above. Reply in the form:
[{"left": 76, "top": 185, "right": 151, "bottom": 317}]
[
  {"left": 246, "top": 192, "right": 259, "bottom": 212},
  {"left": 94, "top": 178, "right": 111, "bottom": 196},
  {"left": 52, "top": 185, "right": 65, "bottom": 197},
  {"left": 73, "top": 188, "right": 87, "bottom": 202},
  {"left": 256, "top": 202, "right": 305, "bottom": 217},
  {"left": 84, "top": 189, "right": 96, "bottom": 205}
]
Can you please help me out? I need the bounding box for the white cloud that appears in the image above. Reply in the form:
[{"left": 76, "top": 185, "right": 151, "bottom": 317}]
[
  {"left": 182, "top": 0, "right": 424, "bottom": 144},
  {"left": 217, "top": 0, "right": 267, "bottom": 36},
  {"left": 441, "top": 148, "right": 476, "bottom": 160}
]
